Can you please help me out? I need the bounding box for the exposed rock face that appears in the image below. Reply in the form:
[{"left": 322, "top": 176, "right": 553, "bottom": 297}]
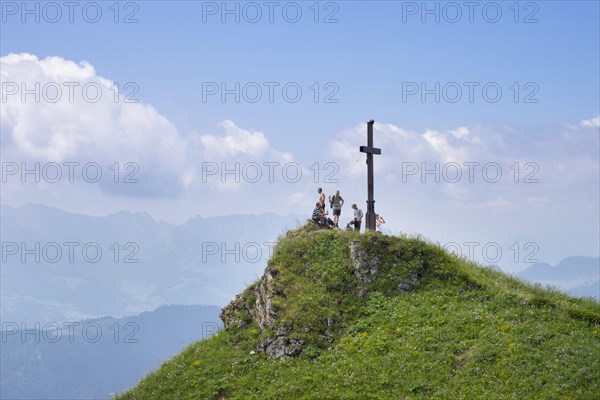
[
  {"left": 349, "top": 239, "right": 422, "bottom": 296},
  {"left": 349, "top": 240, "right": 379, "bottom": 284},
  {"left": 220, "top": 265, "right": 277, "bottom": 330},
  {"left": 219, "top": 293, "right": 249, "bottom": 329},
  {"left": 220, "top": 264, "right": 303, "bottom": 360},
  {"left": 251, "top": 266, "right": 277, "bottom": 330},
  {"left": 349, "top": 240, "right": 379, "bottom": 298},
  {"left": 219, "top": 264, "right": 307, "bottom": 359},
  {"left": 259, "top": 327, "right": 305, "bottom": 359}
]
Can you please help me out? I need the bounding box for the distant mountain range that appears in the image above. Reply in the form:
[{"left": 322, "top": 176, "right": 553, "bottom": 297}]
[
  {"left": 2, "top": 203, "right": 597, "bottom": 328},
  {"left": 1, "top": 203, "right": 303, "bottom": 325},
  {"left": 1, "top": 304, "right": 221, "bottom": 400},
  {"left": 517, "top": 256, "right": 599, "bottom": 300}
]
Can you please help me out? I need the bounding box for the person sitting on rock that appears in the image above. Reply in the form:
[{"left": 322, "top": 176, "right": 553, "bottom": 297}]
[{"left": 312, "top": 202, "right": 328, "bottom": 227}]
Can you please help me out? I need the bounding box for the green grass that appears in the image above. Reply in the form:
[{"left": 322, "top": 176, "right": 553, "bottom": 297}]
[{"left": 118, "top": 224, "right": 600, "bottom": 399}]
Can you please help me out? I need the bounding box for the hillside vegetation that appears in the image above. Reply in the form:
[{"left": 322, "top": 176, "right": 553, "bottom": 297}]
[{"left": 118, "top": 224, "right": 600, "bottom": 399}]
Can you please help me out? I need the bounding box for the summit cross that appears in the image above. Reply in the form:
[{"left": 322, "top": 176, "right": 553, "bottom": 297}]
[{"left": 359, "top": 120, "right": 381, "bottom": 232}]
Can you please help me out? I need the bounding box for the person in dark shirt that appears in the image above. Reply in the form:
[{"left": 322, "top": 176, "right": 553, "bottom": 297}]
[{"left": 312, "top": 202, "right": 327, "bottom": 226}]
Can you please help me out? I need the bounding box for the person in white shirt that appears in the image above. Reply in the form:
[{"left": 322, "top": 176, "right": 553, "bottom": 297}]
[
  {"left": 347, "top": 203, "right": 363, "bottom": 231},
  {"left": 375, "top": 214, "right": 386, "bottom": 232}
]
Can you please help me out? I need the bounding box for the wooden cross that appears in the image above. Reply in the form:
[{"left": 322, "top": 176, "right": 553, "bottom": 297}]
[{"left": 359, "top": 120, "right": 381, "bottom": 231}]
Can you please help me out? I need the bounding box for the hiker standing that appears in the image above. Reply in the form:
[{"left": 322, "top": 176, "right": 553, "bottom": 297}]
[
  {"left": 347, "top": 204, "right": 363, "bottom": 232},
  {"left": 375, "top": 214, "right": 386, "bottom": 232},
  {"left": 317, "top": 188, "right": 326, "bottom": 211},
  {"left": 329, "top": 190, "right": 344, "bottom": 227}
]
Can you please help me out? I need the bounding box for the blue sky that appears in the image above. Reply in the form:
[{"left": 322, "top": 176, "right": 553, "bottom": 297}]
[
  {"left": 3, "top": 1, "right": 599, "bottom": 132},
  {"left": 1, "top": 1, "right": 599, "bottom": 271}
]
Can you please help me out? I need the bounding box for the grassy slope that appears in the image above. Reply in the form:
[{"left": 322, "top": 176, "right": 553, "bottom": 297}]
[{"left": 118, "top": 225, "right": 600, "bottom": 399}]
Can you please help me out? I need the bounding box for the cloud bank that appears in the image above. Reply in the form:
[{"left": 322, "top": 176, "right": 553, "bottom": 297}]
[{"left": 1, "top": 53, "right": 292, "bottom": 198}]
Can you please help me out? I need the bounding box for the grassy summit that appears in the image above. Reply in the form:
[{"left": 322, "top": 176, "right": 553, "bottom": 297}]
[{"left": 118, "top": 224, "right": 600, "bottom": 399}]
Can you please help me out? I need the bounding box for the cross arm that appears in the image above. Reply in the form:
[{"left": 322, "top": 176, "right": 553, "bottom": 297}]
[{"left": 359, "top": 146, "right": 381, "bottom": 155}]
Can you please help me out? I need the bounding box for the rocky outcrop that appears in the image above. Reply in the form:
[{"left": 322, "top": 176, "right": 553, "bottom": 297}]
[
  {"left": 219, "top": 263, "right": 310, "bottom": 359},
  {"left": 349, "top": 240, "right": 379, "bottom": 284},
  {"left": 349, "top": 239, "right": 422, "bottom": 296},
  {"left": 220, "top": 265, "right": 277, "bottom": 330},
  {"left": 221, "top": 264, "right": 302, "bottom": 359},
  {"left": 349, "top": 240, "right": 379, "bottom": 298},
  {"left": 250, "top": 266, "right": 277, "bottom": 329},
  {"left": 259, "top": 327, "right": 305, "bottom": 359},
  {"left": 219, "top": 293, "right": 249, "bottom": 329}
]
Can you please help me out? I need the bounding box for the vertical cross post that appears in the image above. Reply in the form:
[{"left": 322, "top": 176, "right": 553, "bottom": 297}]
[{"left": 359, "top": 120, "right": 381, "bottom": 231}]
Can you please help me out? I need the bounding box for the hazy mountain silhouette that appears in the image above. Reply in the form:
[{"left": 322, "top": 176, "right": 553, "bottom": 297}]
[
  {"left": 517, "top": 256, "right": 599, "bottom": 300},
  {"left": 1, "top": 203, "right": 302, "bottom": 325},
  {"left": 1, "top": 304, "right": 221, "bottom": 400}
]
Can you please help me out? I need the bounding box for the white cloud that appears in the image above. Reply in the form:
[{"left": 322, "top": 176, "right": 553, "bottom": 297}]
[
  {"left": 200, "top": 120, "right": 269, "bottom": 159},
  {"left": 581, "top": 115, "right": 600, "bottom": 128},
  {"left": 195, "top": 120, "right": 294, "bottom": 192},
  {"left": 423, "top": 129, "right": 469, "bottom": 163},
  {"left": 450, "top": 126, "right": 470, "bottom": 139},
  {"left": 329, "top": 122, "right": 482, "bottom": 175},
  {"left": 1, "top": 53, "right": 192, "bottom": 197},
  {"left": 1, "top": 53, "right": 294, "bottom": 199},
  {"left": 328, "top": 119, "right": 599, "bottom": 212}
]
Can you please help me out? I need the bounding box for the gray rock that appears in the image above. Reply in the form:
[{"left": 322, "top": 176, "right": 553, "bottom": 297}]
[
  {"left": 262, "top": 336, "right": 305, "bottom": 359},
  {"left": 276, "top": 326, "right": 291, "bottom": 336},
  {"left": 398, "top": 269, "right": 420, "bottom": 293},
  {"left": 251, "top": 268, "right": 277, "bottom": 329},
  {"left": 349, "top": 240, "right": 379, "bottom": 284},
  {"left": 349, "top": 240, "right": 380, "bottom": 299}
]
